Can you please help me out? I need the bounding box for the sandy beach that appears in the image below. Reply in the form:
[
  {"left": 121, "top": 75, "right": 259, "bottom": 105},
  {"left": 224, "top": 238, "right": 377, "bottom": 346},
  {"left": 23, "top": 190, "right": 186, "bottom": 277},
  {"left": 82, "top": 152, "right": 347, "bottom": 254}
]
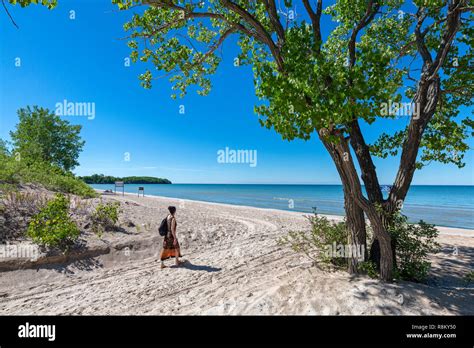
[{"left": 0, "top": 191, "right": 472, "bottom": 315}]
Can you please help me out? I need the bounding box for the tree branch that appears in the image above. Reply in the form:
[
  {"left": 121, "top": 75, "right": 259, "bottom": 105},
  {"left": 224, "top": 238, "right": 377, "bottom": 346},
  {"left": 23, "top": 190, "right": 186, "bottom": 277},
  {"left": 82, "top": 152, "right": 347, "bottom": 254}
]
[
  {"left": 346, "top": 0, "right": 383, "bottom": 204},
  {"left": 429, "top": 0, "right": 465, "bottom": 78},
  {"left": 2, "top": 0, "right": 19, "bottom": 29},
  {"left": 302, "top": 0, "right": 322, "bottom": 52},
  {"left": 219, "top": 0, "right": 284, "bottom": 70},
  {"left": 192, "top": 26, "right": 237, "bottom": 68},
  {"left": 145, "top": 0, "right": 260, "bottom": 42},
  {"left": 263, "top": 0, "right": 285, "bottom": 47},
  {"left": 414, "top": 7, "right": 433, "bottom": 65},
  {"left": 388, "top": 0, "right": 464, "bottom": 208},
  {"left": 349, "top": 0, "right": 380, "bottom": 66}
]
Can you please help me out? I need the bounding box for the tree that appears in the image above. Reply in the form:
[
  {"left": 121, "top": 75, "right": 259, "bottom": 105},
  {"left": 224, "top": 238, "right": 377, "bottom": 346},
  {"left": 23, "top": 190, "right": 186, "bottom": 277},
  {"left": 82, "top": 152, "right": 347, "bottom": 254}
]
[
  {"left": 8, "top": 0, "right": 473, "bottom": 281},
  {"left": 111, "top": 0, "right": 472, "bottom": 281},
  {"left": 10, "top": 106, "right": 85, "bottom": 172}
]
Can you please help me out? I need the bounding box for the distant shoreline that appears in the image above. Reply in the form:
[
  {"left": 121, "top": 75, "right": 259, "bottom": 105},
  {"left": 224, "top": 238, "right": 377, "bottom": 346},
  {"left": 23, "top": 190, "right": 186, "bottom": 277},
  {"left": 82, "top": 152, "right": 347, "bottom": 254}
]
[
  {"left": 84, "top": 182, "right": 172, "bottom": 185},
  {"left": 89, "top": 182, "right": 474, "bottom": 186},
  {"left": 80, "top": 174, "right": 171, "bottom": 185}
]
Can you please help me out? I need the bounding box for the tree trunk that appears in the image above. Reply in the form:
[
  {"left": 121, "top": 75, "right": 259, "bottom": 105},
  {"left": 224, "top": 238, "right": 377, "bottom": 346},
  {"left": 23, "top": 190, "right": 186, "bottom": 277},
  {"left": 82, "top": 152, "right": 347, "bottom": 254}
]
[
  {"left": 369, "top": 236, "right": 397, "bottom": 274},
  {"left": 375, "top": 229, "right": 393, "bottom": 281},
  {"left": 319, "top": 133, "right": 368, "bottom": 275},
  {"left": 344, "top": 189, "right": 367, "bottom": 274},
  {"left": 366, "top": 208, "right": 394, "bottom": 281}
]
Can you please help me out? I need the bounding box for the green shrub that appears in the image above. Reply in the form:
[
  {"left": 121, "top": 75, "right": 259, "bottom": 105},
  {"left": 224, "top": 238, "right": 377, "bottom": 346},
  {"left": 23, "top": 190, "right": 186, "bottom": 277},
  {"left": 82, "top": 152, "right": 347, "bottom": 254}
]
[
  {"left": 389, "top": 213, "right": 440, "bottom": 282},
  {"left": 278, "top": 211, "right": 348, "bottom": 268},
  {"left": 0, "top": 156, "right": 96, "bottom": 198},
  {"left": 91, "top": 201, "right": 120, "bottom": 235},
  {"left": 280, "top": 211, "right": 440, "bottom": 283},
  {"left": 27, "top": 193, "right": 80, "bottom": 250},
  {"left": 0, "top": 189, "right": 50, "bottom": 242},
  {"left": 358, "top": 261, "right": 379, "bottom": 279},
  {"left": 47, "top": 170, "right": 96, "bottom": 198}
]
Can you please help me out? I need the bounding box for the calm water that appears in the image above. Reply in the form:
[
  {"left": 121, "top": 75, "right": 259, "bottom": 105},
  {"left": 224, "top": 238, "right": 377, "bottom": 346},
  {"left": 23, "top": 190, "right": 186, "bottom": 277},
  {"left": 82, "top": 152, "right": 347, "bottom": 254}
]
[{"left": 91, "top": 184, "right": 474, "bottom": 229}]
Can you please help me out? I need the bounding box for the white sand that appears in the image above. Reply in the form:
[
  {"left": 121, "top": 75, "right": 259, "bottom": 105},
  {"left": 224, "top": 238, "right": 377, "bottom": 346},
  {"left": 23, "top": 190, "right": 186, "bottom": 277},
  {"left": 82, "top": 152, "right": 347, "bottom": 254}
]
[{"left": 0, "top": 191, "right": 472, "bottom": 315}]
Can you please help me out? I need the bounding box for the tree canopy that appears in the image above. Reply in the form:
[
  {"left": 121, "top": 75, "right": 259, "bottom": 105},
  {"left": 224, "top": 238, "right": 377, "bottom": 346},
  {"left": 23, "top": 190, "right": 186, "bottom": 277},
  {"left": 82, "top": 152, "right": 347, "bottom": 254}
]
[
  {"left": 10, "top": 106, "right": 85, "bottom": 172},
  {"left": 108, "top": 0, "right": 472, "bottom": 169}
]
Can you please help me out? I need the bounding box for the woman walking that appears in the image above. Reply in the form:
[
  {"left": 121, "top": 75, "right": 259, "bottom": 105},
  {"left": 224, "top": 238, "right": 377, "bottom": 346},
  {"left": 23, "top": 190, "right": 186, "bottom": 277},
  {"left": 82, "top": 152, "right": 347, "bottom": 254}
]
[{"left": 160, "top": 206, "right": 183, "bottom": 268}]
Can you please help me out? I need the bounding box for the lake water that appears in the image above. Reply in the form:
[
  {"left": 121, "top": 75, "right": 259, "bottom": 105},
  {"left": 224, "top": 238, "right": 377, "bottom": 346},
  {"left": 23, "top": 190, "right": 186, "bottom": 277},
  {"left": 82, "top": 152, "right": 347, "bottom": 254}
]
[{"left": 90, "top": 184, "right": 474, "bottom": 229}]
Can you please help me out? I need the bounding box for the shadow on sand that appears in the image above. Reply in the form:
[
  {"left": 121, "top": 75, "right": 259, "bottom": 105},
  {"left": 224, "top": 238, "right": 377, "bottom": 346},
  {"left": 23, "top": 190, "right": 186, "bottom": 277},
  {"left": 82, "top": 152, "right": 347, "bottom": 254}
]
[
  {"left": 346, "top": 243, "right": 474, "bottom": 315},
  {"left": 428, "top": 243, "right": 474, "bottom": 288},
  {"left": 169, "top": 260, "right": 221, "bottom": 273}
]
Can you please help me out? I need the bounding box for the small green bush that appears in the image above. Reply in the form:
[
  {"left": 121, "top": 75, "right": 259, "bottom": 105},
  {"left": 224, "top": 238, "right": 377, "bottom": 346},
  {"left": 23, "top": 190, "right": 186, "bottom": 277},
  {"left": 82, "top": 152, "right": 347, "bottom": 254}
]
[
  {"left": 278, "top": 211, "right": 347, "bottom": 268},
  {"left": 91, "top": 201, "right": 120, "bottom": 235},
  {"left": 0, "top": 189, "right": 49, "bottom": 242},
  {"left": 389, "top": 213, "right": 440, "bottom": 282},
  {"left": 27, "top": 193, "right": 80, "bottom": 250},
  {"left": 358, "top": 261, "right": 379, "bottom": 279}
]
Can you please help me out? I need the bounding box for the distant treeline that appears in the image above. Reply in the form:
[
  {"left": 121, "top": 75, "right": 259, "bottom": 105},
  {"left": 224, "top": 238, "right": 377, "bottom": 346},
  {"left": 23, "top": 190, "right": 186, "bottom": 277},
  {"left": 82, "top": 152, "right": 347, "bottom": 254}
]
[{"left": 80, "top": 174, "right": 172, "bottom": 184}]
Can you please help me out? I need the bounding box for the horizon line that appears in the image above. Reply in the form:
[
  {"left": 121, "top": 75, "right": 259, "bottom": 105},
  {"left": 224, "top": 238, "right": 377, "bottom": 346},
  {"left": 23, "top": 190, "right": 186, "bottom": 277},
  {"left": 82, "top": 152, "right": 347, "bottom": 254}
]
[{"left": 90, "top": 182, "right": 474, "bottom": 186}]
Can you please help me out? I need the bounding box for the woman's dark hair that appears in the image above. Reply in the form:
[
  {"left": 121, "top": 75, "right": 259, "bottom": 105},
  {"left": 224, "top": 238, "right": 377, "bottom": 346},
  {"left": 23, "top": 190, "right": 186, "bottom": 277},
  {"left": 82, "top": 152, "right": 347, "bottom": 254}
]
[{"left": 168, "top": 206, "right": 177, "bottom": 215}]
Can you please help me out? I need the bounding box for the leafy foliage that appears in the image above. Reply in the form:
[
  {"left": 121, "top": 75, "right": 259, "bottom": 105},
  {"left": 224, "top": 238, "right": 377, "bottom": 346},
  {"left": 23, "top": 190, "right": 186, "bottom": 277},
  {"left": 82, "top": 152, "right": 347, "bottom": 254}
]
[
  {"left": 27, "top": 193, "right": 80, "bottom": 250},
  {"left": 0, "top": 152, "right": 96, "bottom": 198},
  {"left": 91, "top": 201, "right": 121, "bottom": 236},
  {"left": 7, "top": 0, "right": 57, "bottom": 10},
  {"left": 0, "top": 189, "right": 49, "bottom": 242},
  {"left": 370, "top": 7, "right": 473, "bottom": 169},
  {"left": 111, "top": 1, "right": 472, "bottom": 165},
  {"left": 278, "top": 211, "right": 348, "bottom": 269},
  {"left": 10, "top": 106, "right": 85, "bottom": 172},
  {"left": 280, "top": 210, "right": 440, "bottom": 282},
  {"left": 0, "top": 105, "right": 93, "bottom": 197},
  {"left": 358, "top": 261, "right": 379, "bottom": 279},
  {"left": 389, "top": 213, "right": 440, "bottom": 282}
]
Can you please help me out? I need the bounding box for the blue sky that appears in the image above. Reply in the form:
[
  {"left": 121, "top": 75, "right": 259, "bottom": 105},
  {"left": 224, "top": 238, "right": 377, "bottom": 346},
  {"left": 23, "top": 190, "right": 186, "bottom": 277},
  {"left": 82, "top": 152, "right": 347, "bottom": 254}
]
[{"left": 0, "top": 0, "right": 472, "bottom": 185}]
